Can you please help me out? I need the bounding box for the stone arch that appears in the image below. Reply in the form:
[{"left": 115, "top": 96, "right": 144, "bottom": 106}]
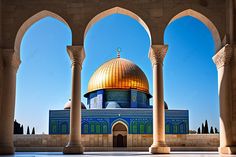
[
  {"left": 167, "top": 9, "right": 222, "bottom": 51},
  {"left": 84, "top": 6, "right": 152, "bottom": 44},
  {"left": 112, "top": 121, "right": 128, "bottom": 147},
  {"left": 111, "top": 120, "right": 129, "bottom": 133},
  {"left": 14, "top": 10, "right": 71, "bottom": 60}
]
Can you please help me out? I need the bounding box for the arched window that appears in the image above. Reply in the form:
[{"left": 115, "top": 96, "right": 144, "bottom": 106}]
[
  {"left": 102, "top": 122, "right": 108, "bottom": 134},
  {"left": 96, "top": 122, "right": 101, "bottom": 134},
  {"left": 51, "top": 120, "right": 57, "bottom": 134},
  {"left": 145, "top": 122, "right": 152, "bottom": 134},
  {"left": 140, "top": 122, "right": 145, "bottom": 134},
  {"left": 173, "top": 124, "right": 179, "bottom": 134},
  {"left": 61, "top": 122, "right": 68, "bottom": 134},
  {"left": 132, "top": 121, "right": 138, "bottom": 134},
  {"left": 90, "top": 122, "right": 95, "bottom": 133},
  {"left": 166, "top": 123, "right": 170, "bottom": 134},
  {"left": 83, "top": 122, "right": 89, "bottom": 134}
]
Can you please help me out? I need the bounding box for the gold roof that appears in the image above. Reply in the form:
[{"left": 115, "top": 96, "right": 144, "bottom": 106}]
[{"left": 87, "top": 57, "right": 149, "bottom": 94}]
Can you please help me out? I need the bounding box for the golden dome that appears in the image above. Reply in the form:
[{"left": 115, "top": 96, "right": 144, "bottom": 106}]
[{"left": 87, "top": 58, "right": 149, "bottom": 94}]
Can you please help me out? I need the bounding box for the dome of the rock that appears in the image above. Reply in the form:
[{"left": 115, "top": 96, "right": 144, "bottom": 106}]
[
  {"left": 86, "top": 58, "right": 149, "bottom": 94},
  {"left": 84, "top": 57, "right": 152, "bottom": 109}
]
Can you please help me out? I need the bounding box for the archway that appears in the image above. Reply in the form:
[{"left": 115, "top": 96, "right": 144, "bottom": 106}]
[
  {"left": 84, "top": 7, "right": 151, "bottom": 43},
  {"left": 164, "top": 9, "right": 232, "bottom": 154},
  {"left": 14, "top": 10, "right": 71, "bottom": 59},
  {"left": 0, "top": 10, "right": 72, "bottom": 154},
  {"left": 167, "top": 9, "right": 222, "bottom": 52},
  {"left": 82, "top": 6, "right": 152, "bottom": 110},
  {"left": 112, "top": 121, "right": 128, "bottom": 147}
]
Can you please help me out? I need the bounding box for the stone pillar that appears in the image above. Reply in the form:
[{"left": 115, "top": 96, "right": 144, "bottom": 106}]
[
  {"left": 148, "top": 45, "right": 170, "bottom": 154},
  {"left": 0, "top": 49, "right": 20, "bottom": 155},
  {"left": 212, "top": 44, "right": 236, "bottom": 154},
  {"left": 63, "top": 46, "right": 85, "bottom": 154}
]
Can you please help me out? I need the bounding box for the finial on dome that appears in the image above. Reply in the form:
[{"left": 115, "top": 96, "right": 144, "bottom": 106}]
[{"left": 116, "top": 47, "right": 121, "bottom": 58}]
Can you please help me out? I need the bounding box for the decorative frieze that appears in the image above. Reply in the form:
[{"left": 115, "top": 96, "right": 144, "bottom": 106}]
[
  {"left": 67, "top": 46, "right": 85, "bottom": 69},
  {"left": 148, "top": 45, "right": 168, "bottom": 66},
  {"left": 212, "top": 44, "right": 232, "bottom": 69}
]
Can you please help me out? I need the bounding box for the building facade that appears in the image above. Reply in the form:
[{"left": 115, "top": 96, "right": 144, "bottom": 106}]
[{"left": 49, "top": 56, "right": 189, "bottom": 147}]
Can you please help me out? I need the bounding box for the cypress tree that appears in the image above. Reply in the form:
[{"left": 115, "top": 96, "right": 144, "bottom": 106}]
[
  {"left": 204, "top": 120, "right": 209, "bottom": 134},
  {"left": 215, "top": 127, "right": 219, "bottom": 134},
  {"left": 31, "top": 127, "right": 35, "bottom": 134},
  {"left": 201, "top": 123, "right": 205, "bottom": 134},
  {"left": 197, "top": 127, "right": 201, "bottom": 134},
  {"left": 210, "top": 126, "right": 214, "bottom": 134},
  {"left": 20, "top": 125, "right": 24, "bottom": 134},
  {"left": 27, "top": 126, "right": 30, "bottom": 135}
]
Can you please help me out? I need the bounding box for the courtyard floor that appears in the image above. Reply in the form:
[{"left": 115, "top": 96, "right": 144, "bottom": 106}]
[{"left": 2, "top": 152, "right": 236, "bottom": 157}]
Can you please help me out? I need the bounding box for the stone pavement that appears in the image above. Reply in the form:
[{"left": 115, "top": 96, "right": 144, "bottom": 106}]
[{"left": 2, "top": 152, "right": 236, "bottom": 157}]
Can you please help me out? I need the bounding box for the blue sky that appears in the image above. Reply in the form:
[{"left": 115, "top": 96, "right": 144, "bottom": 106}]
[{"left": 15, "top": 14, "right": 219, "bottom": 134}]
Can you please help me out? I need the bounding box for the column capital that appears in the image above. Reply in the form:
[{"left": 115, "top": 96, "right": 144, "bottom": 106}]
[
  {"left": 67, "top": 46, "right": 85, "bottom": 69},
  {"left": 2, "top": 49, "right": 21, "bottom": 71},
  {"left": 212, "top": 44, "right": 232, "bottom": 69},
  {"left": 148, "top": 45, "right": 168, "bottom": 66}
]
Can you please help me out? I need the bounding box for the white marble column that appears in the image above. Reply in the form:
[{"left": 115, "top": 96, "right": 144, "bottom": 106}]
[
  {"left": 213, "top": 44, "right": 236, "bottom": 154},
  {"left": 63, "top": 46, "right": 85, "bottom": 154},
  {"left": 0, "top": 49, "right": 20, "bottom": 155},
  {"left": 149, "top": 45, "right": 170, "bottom": 154}
]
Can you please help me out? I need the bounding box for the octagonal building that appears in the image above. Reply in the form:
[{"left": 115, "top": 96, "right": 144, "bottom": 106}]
[
  {"left": 49, "top": 55, "right": 189, "bottom": 148},
  {"left": 84, "top": 57, "right": 152, "bottom": 109}
]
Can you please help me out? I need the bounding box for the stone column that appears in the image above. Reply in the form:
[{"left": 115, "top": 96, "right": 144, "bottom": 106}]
[
  {"left": 0, "top": 49, "right": 20, "bottom": 155},
  {"left": 213, "top": 44, "right": 236, "bottom": 154},
  {"left": 148, "top": 45, "right": 170, "bottom": 154},
  {"left": 63, "top": 46, "right": 85, "bottom": 154}
]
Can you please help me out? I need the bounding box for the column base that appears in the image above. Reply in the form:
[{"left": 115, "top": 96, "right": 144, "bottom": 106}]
[
  {"left": 219, "top": 146, "right": 236, "bottom": 154},
  {"left": 0, "top": 145, "right": 15, "bottom": 155},
  {"left": 149, "top": 145, "right": 170, "bottom": 154},
  {"left": 63, "top": 143, "right": 84, "bottom": 154}
]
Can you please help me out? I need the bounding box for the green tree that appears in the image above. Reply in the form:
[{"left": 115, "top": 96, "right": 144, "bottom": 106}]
[
  {"left": 204, "top": 120, "right": 209, "bottom": 134},
  {"left": 215, "top": 127, "right": 219, "bottom": 134},
  {"left": 31, "top": 127, "right": 35, "bottom": 134},
  {"left": 197, "top": 127, "right": 201, "bottom": 134},
  {"left": 201, "top": 123, "right": 205, "bottom": 134},
  {"left": 27, "top": 126, "right": 30, "bottom": 135},
  {"left": 210, "top": 126, "right": 214, "bottom": 134}
]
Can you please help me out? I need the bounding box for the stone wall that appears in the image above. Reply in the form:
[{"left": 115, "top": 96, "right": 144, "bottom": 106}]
[{"left": 14, "top": 134, "right": 219, "bottom": 152}]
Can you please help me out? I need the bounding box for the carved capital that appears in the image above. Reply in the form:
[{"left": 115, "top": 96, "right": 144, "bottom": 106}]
[
  {"left": 148, "top": 45, "right": 168, "bottom": 66},
  {"left": 67, "top": 46, "right": 85, "bottom": 69},
  {"left": 2, "top": 49, "right": 21, "bottom": 71},
  {"left": 212, "top": 44, "right": 232, "bottom": 69}
]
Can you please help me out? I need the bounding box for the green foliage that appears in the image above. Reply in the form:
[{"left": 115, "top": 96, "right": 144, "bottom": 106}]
[
  {"left": 210, "top": 126, "right": 214, "bottom": 134},
  {"left": 27, "top": 126, "right": 30, "bottom": 135},
  {"left": 204, "top": 120, "right": 209, "bottom": 134},
  {"left": 197, "top": 127, "right": 201, "bottom": 134},
  {"left": 201, "top": 123, "right": 205, "bottom": 133},
  {"left": 215, "top": 127, "right": 219, "bottom": 134},
  {"left": 31, "top": 127, "right": 35, "bottom": 134}
]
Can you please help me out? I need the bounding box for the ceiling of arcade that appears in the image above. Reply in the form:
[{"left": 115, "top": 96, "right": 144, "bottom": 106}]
[{"left": 0, "top": 0, "right": 227, "bottom": 53}]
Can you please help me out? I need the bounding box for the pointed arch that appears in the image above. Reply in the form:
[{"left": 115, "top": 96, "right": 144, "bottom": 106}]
[
  {"left": 14, "top": 10, "right": 71, "bottom": 59},
  {"left": 167, "top": 9, "right": 221, "bottom": 51},
  {"left": 84, "top": 7, "right": 151, "bottom": 43},
  {"left": 112, "top": 120, "right": 129, "bottom": 132}
]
